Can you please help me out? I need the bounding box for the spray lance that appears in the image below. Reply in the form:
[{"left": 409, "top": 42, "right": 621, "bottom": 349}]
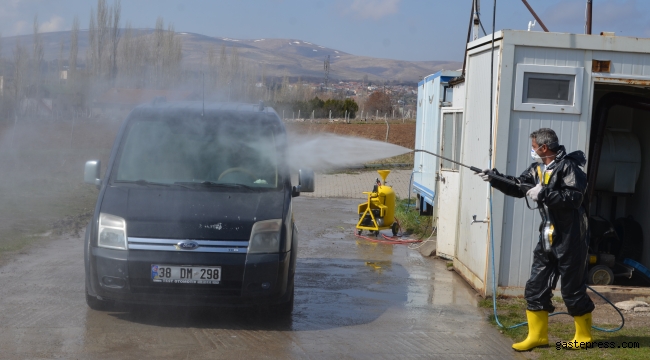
[
  {"left": 413, "top": 149, "right": 556, "bottom": 253},
  {"left": 413, "top": 149, "right": 535, "bottom": 191},
  {"left": 413, "top": 148, "right": 625, "bottom": 333}
]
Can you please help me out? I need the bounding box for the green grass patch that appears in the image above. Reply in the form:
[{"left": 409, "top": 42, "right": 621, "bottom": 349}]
[
  {"left": 482, "top": 297, "right": 650, "bottom": 359},
  {"left": 394, "top": 198, "right": 433, "bottom": 237}
]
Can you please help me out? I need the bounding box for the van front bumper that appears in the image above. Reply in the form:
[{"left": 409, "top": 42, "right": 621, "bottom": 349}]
[{"left": 87, "top": 247, "right": 292, "bottom": 306}]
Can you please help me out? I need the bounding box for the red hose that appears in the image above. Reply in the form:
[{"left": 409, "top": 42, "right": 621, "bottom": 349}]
[{"left": 353, "top": 217, "right": 421, "bottom": 245}]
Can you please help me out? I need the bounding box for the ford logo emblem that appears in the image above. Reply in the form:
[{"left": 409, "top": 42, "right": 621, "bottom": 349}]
[{"left": 175, "top": 240, "right": 200, "bottom": 251}]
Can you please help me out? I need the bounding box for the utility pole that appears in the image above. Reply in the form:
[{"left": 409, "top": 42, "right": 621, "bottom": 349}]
[
  {"left": 323, "top": 55, "right": 330, "bottom": 93},
  {"left": 586, "top": 0, "right": 593, "bottom": 34},
  {"left": 473, "top": 0, "right": 480, "bottom": 40}
]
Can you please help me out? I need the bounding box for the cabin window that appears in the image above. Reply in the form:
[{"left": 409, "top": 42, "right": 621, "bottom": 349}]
[
  {"left": 514, "top": 64, "right": 583, "bottom": 114},
  {"left": 523, "top": 73, "right": 575, "bottom": 105},
  {"left": 441, "top": 111, "right": 463, "bottom": 170}
]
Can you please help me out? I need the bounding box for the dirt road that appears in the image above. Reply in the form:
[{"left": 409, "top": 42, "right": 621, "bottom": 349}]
[{"left": 0, "top": 198, "right": 517, "bottom": 359}]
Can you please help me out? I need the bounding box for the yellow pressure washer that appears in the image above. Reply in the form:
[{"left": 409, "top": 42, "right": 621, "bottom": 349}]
[{"left": 356, "top": 170, "right": 399, "bottom": 237}]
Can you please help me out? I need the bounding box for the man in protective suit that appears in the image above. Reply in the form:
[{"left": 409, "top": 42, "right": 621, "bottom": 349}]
[{"left": 478, "top": 128, "right": 594, "bottom": 351}]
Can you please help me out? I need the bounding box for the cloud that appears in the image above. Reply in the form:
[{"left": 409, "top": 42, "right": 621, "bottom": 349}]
[
  {"left": 346, "top": 0, "right": 401, "bottom": 20},
  {"left": 12, "top": 20, "right": 29, "bottom": 35},
  {"left": 40, "top": 15, "right": 65, "bottom": 32},
  {"left": 9, "top": 14, "right": 65, "bottom": 36}
]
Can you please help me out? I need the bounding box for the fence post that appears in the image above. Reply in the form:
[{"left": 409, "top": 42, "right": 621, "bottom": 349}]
[{"left": 384, "top": 116, "right": 390, "bottom": 142}]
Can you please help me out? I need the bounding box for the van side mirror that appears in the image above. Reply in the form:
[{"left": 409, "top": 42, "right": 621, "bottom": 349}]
[
  {"left": 292, "top": 185, "right": 301, "bottom": 198},
  {"left": 84, "top": 160, "right": 102, "bottom": 188},
  {"left": 299, "top": 168, "right": 315, "bottom": 192}
]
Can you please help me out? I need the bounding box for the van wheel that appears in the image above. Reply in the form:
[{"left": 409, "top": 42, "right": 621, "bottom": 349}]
[
  {"left": 85, "top": 286, "right": 113, "bottom": 311},
  {"left": 272, "top": 280, "right": 294, "bottom": 316},
  {"left": 275, "top": 289, "right": 294, "bottom": 316}
]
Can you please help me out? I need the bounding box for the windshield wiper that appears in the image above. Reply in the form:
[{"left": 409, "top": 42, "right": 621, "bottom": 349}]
[
  {"left": 115, "top": 179, "right": 170, "bottom": 187},
  {"left": 114, "top": 180, "right": 197, "bottom": 189},
  {"left": 174, "top": 181, "right": 255, "bottom": 190}
]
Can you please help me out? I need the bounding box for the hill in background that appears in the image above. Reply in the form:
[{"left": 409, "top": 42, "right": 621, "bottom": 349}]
[{"left": 1, "top": 30, "right": 460, "bottom": 83}]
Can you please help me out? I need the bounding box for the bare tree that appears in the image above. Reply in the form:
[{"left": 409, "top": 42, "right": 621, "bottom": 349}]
[
  {"left": 88, "top": 10, "right": 97, "bottom": 74},
  {"left": 95, "top": 0, "right": 111, "bottom": 78},
  {"left": 109, "top": 0, "right": 121, "bottom": 81},
  {"left": 33, "top": 15, "right": 44, "bottom": 98},
  {"left": 163, "top": 23, "right": 182, "bottom": 88},
  {"left": 207, "top": 45, "right": 217, "bottom": 90},
  {"left": 69, "top": 16, "right": 79, "bottom": 79},
  {"left": 365, "top": 91, "right": 392, "bottom": 116},
  {"left": 0, "top": 32, "right": 3, "bottom": 80},
  {"left": 218, "top": 44, "right": 228, "bottom": 89},
  {"left": 13, "top": 39, "right": 28, "bottom": 103},
  {"left": 117, "top": 22, "right": 133, "bottom": 86},
  {"left": 58, "top": 40, "right": 65, "bottom": 76}
]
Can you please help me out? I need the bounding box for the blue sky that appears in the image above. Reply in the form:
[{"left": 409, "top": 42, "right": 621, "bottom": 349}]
[{"left": 1, "top": 0, "right": 650, "bottom": 61}]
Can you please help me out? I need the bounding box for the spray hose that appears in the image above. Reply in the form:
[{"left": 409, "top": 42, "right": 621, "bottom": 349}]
[
  {"left": 488, "top": 191, "right": 625, "bottom": 332},
  {"left": 354, "top": 218, "right": 425, "bottom": 245}
]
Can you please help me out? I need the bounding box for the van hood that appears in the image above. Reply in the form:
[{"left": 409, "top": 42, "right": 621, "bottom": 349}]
[{"left": 99, "top": 186, "right": 286, "bottom": 240}]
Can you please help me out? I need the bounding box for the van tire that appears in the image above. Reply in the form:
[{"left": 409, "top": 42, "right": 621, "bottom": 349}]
[{"left": 272, "top": 278, "right": 295, "bottom": 316}]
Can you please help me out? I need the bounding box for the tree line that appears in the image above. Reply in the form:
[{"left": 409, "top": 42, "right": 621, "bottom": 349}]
[{"left": 273, "top": 96, "right": 359, "bottom": 119}]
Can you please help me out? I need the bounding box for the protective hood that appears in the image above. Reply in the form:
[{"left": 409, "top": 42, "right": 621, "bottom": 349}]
[{"left": 554, "top": 145, "right": 587, "bottom": 167}]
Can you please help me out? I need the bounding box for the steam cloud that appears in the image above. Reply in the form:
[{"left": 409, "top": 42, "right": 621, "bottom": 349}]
[{"left": 287, "top": 133, "right": 411, "bottom": 171}]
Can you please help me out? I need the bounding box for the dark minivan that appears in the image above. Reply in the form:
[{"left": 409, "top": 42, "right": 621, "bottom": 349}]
[{"left": 83, "top": 102, "right": 313, "bottom": 314}]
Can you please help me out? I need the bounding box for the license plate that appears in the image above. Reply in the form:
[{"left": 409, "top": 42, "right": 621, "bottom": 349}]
[{"left": 151, "top": 265, "right": 221, "bottom": 284}]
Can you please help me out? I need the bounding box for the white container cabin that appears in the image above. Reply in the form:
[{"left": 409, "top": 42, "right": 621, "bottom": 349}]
[
  {"left": 412, "top": 70, "right": 461, "bottom": 259},
  {"left": 434, "top": 29, "right": 650, "bottom": 296}
]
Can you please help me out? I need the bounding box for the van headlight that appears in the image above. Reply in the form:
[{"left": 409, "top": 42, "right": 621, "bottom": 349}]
[
  {"left": 98, "top": 213, "right": 127, "bottom": 250},
  {"left": 248, "top": 219, "right": 282, "bottom": 254}
]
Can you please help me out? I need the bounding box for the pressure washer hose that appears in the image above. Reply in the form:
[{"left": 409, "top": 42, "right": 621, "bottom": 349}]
[
  {"left": 488, "top": 193, "right": 625, "bottom": 332},
  {"left": 478, "top": 0, "right": 623, "bottom": 333}
]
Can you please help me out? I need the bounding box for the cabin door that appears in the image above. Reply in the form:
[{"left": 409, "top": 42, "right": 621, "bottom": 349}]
[{"left": 437, "top": 110, "right": 463, "bottom": 259}]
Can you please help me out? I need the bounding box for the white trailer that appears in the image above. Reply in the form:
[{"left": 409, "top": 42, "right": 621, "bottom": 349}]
[
  {"left": 412, "top": 70, "right": 461, "bottom": 259},
  {"left": 443, "top": 30, "right": 650, "bottom": 296}
]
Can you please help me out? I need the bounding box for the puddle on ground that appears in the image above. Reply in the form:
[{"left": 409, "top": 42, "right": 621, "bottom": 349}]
[{"left": 365, "top": 260, "right": 392, "bottom": 273}]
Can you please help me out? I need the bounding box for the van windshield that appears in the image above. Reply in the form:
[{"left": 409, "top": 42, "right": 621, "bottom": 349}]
[{"left": 114, "top": 117, "right": 281, "bottom": 189}]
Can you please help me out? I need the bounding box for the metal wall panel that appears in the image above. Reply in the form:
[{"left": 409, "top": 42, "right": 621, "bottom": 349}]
[
  {"left": 412, "top": 71, "right": 461, "bottom": 208},
  {"left": 452, "top": 82, "right": 465, "bottom": 108},
  {"left": 413, "top": 79, "right": 425, "bottom": 187},
  {"left": 498, "top": 45, "right": 586, "bottom": 287},
  {"left": 422, "top": 77, "right": 439, "bottom": 195},
  {"left": 499, "top": 111, "right": 582, "bottom": 287},
  {"left": 515, "top": 46, "right": 584, "bottom": 67},
  {"left": 593, "top": 51, "right": 650, "bottom": 77}
]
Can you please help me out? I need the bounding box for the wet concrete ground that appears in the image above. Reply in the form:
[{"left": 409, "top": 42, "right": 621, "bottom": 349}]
[{"left": 0, "top": 197, "right": 519, "bottom": 359}]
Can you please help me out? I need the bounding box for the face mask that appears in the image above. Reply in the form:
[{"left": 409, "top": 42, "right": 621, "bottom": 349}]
[{"left": 531, "top": 148, "right": 543, "bottom": 163}]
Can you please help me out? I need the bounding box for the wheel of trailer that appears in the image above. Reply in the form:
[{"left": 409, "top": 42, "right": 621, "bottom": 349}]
[
  {"left": 373, "top": 230, "right": 379, "bottom": 237},
  {"left": 588, "top": 265, "right": 614, "bottom": 286},
  {"left": 391, "top": 222, "right": 399, "bottom": 236}
]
